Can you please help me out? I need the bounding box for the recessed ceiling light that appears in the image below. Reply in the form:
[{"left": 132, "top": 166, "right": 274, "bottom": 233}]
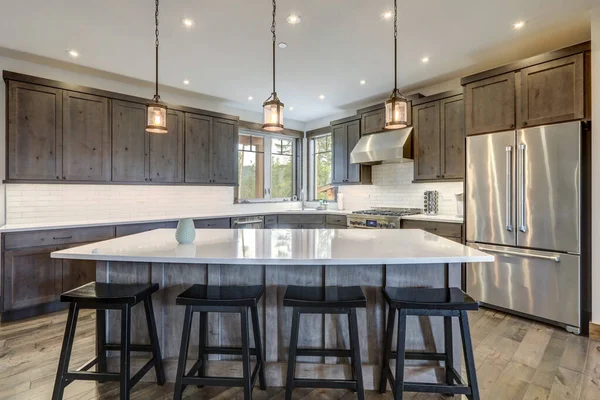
[
  {"left": 382, "top": 11, "right": 393, "bottom": 20},
  {"left": 181, "top": 18, "right": 195, "bottom": 28},
  {"left": 248, "top": 96, "right": 253, "bottom": 101},
  {"left": 421, "top": 57, "right": 430, "bottom": 63},
  {"left": 289, "top": 106, "right": 294, "bottom": 111},
  {"left": 360, "top": 80, "right": 367, "bottom": 85},
  {"left": 287, "top": 14, "right": 301, "bottom": 24},
  {"left": 67, "top": 49, "right": 80, "bottom": 58},
  {"left": 278, "top": 42, "right": 288, "bottom": 49},
  {"left": 183, "top": 79, "right": 190, "bottom": 85},
  {"left": 319, "top": 95, "right": 326, "bottom": 100},
  {"left": 513, "top": 20, "right": 525, "bottom": 30}
]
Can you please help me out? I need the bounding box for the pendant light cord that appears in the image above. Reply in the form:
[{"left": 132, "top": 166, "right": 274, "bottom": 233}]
[
  {"left": 271, "top": 0, "right": 277, "bottom": 95},
  {"left": 154, "top": 0, "right": 160, "bottom": 99},
  {"left": 394, "top": 0, "right": 398, "bottom": 91}
]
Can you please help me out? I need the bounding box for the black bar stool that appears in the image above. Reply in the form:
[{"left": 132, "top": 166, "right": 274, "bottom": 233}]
[
  {"left": 379, "top": 287, "right": 480, "bottom": 400},
  {"left": 173, "top": 284, "right": 267, "bottom": 400},
  {"left": 52, "top": 282, "right": 165, "bottom": 400},
  {"left": 283, "top": 285, "right": 366, "bottom": 400}
]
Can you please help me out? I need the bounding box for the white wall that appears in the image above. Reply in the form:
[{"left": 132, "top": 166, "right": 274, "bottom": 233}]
[
  {"left": 338, "top": 163, "right": 463, "bottom": 216},
  {"left": 590, "top": 8, "right": 600, "bottom": 324}
]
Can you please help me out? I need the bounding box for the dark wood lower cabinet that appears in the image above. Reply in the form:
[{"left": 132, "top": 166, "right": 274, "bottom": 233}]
[{"left": 61, "top": 251, "right": 97, "bottom": 292}]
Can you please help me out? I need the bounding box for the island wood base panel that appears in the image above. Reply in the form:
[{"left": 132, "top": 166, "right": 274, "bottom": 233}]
[{"left": 97, "top": 261, "right": 463, "bottom": 389}]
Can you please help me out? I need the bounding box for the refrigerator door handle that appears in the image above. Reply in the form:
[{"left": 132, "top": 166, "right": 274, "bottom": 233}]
[
  {"left": 505, "top": 146, "right": 513, "bottom": 232},
  {"left": 518, "top": 143, "right": 527, "bottom": 233},
  {"left": 477, "top": 246, "right": 560, "bottom": 262}
]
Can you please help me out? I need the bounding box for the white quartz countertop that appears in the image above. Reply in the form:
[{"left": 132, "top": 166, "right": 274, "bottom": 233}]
[
  {"left": 0, "top": 209, "right": 353, "bottom": 233},
  {"left": 401, "top": 214, "right": 464, "bottom": 224},
  {"left": 51, "top": 228, "right": 492, "bottom": 265}
]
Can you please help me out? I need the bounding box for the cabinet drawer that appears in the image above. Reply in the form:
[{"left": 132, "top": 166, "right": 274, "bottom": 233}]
[
  {"left": 5, "top": 226, "right": 115, "bottom": 250},
  {"left": 277, "top": 223, "right": 304, "bottom": 229},
  {"left": 194, "top": 218, "right": 230, "bottom": 229},
  {"left": 278, "top": 214, "right": 325, "bottom": 224},
  {"left": 265, "top": 215, "right": 278, "bottom": 225},
  {"left": 326, "top": 215, "right": 347, "bottom": 226},
  {"left": 401, "top": 220, "right": 463, "bottom": 238},
  {"left": 116, "top": 221, "right": 177, "bottom": 237}
]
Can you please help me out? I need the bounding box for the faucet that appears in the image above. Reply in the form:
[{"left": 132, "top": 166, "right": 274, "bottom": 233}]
[{"left": 300, "top": 189, "right": 305, "bottom": 210}]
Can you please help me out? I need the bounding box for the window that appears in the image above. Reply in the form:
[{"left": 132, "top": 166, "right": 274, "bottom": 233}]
[
  {"left": 309, "top": 134, "right": 333, "bottom": 201},
  {"left": 238, "top": 131, "right": 296, "bottom": 201}
]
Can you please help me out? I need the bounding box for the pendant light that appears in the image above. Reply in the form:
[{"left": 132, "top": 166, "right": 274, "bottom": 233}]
[
  {"left": 384, "top": 0, "right": 408, "bottom": 130},
  {"left": 262, "top": 0, "right": 284, "bottom": 132},
  {"left": 146, "top": 0, "right": 168, "bottom": 134}
]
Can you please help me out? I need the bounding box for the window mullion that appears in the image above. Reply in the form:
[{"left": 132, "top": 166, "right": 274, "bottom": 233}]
[{"left": 264, "top": 137, "right": 272, "bottom": 199}]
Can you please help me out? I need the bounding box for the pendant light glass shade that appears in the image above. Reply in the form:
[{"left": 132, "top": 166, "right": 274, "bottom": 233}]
[
  {"left": 263, "top": 95, "right": 284, "bottom": 132},
  {"left": 146, "top": 98, "right": 168, "bottom": 134},
  {"left": 385, "top": 89, "right": 408, "bottom": 129}
]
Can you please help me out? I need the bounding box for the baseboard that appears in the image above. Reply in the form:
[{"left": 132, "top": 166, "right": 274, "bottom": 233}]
[{"left": 590, "top": 322, "right": 600, "bottom": 341}]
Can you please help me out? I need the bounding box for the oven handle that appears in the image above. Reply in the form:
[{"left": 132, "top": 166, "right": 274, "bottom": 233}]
[{"left": 477, "top": 246, "right": 560, "bottom": 262}]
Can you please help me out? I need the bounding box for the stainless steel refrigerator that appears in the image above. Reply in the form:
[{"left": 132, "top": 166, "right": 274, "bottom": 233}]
[{"left": 465, "top": 121, "right": 585, "bottom": 333}]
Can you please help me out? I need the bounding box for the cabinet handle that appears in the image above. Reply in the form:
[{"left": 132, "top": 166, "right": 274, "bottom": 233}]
[
  {"left": 522, "top": 122, "right": 528, "bottom": 127},
  {"left": 56, "top": 176, "right": 60, "bottom": 180},
  {"left": 62, "top": 176, "right": 66, "bottom": 180},
  {"left": 53, "top": 235, "right": 73, "bottom": 240},
  {"left": 510, "top": 124, "right": 515, "bottom": 129}
]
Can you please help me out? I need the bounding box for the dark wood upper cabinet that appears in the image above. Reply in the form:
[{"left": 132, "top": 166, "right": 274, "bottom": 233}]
[
  {"left": 149, "top": 109, "right": 184, "bottom": 183},
  {"left": 7, "top": 81, "right": 63, "bottom": 180},
  {"left": 517, "top": 54, "right": 585, "bottom": 128},
  {"left": 413, "top": 101, "right": 441, "bottom": 180},
  {"left": 211, "top": 118, "right": 238, "bottom": 184},
  {"left": 185, "top": 113, "right": 212, "bottom": 183},
  {"left": 331, "top": 118, "right": 371, "bottom": 185},
  {"left": 62, "top": 91, "right": 110, "bottom": 182},
  {"left": 111, "top": 100, "right": 148, "bottom": 182},
  {"left": 440, "top": 96, "right": 465, "bottom": 179},
  {"left": 361, "top": 108, "right": 385, "bottom": 135},
  {"left": 465, "top": 72, "right": 516, "bottom": 135}
]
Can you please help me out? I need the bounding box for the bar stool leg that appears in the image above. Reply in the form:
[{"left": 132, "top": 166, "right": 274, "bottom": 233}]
[
  {"left": 96, "top": 309, "right": 107, "bottom": 377},
  {"left": 52, "top": 302, "right": 80, "bottom": 400},
  {"left": 174, "top": 306, "right": 193, "bottom": 400},
  {"left": 250, "top": 305, "right": 267, "bottom": 390},
  {"left": 120, "top": 304, "right": 131, "bottom": 400},
  {"left": 285, "top": 308, "right": 301, "bottom": 400},
  {"left": 144, "top": 298, "right": 166, "bottom": 385},
  {"left": 240, "top": 307, "right": 252, "bottom": 400},
  {"left": 197, "top": 311, "right": 208, "bottom": 386},
  {"left": 444, "top": 315, "right": 454, "bottom": 390},
  {"left": 379, "top": 306, "right": 396, "bottom": 394},
  {"left": 459, "top": 311, "right": 480, "bottom": 400},
  {"left": 348, "top": 308, "right": 365, "bottom": 400},
  {"left": 394, "top": 309, "right": 408, "bottom": 400}
]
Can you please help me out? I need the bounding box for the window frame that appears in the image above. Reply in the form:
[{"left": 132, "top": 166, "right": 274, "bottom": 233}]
[
  {"left": 237, "top": 129, "right": 297, "bottom": 203},
  {"left": 308, "top": 132, "right": 333, "bottom": 201}
]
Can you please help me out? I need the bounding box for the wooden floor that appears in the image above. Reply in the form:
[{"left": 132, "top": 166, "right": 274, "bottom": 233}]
[{"left": 0, "top": 308, "right": 599, "bottom": 400}]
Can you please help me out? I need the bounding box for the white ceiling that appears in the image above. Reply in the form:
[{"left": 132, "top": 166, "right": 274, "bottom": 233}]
[{"left": 0, "top": 0, "right": 595, "bottom": 123}]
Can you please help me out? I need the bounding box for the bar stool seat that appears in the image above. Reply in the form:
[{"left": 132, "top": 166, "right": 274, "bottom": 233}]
[
  {"left": 174, "top": 285, "right": 266, "bottom": 400},
  {"left": 379, "top": 286, "right": 480, "bottom": 400},
  {"left": 52, "top": 282, "right": 165, "bottom": 400},
  {"left": 284, "top": 285, "right": 366, "bottom": 400}
]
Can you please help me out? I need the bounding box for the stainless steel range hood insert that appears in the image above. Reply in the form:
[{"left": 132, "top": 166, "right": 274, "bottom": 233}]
[{"left": 349, "top": 127, "right": 413, "bottom": 165}]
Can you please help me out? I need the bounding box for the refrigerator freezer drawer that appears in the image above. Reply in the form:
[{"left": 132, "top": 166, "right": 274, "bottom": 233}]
[{"left": 466, "top": 243, "right": 580, "bottom": 328}]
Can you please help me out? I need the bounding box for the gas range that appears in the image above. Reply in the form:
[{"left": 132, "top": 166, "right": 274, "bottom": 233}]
[{"left": 347, "top": 207, "right": 423, "bottom": 229}]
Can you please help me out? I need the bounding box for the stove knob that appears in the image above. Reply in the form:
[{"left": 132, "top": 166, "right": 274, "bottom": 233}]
[{"left": 390, "top": 223, "right": 396, "bottom": 228}]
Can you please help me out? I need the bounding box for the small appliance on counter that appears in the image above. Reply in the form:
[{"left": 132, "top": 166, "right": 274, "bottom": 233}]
[
  {"left": 455, "top": 193, "right": 464, "bottom": 217},
  {"left": 423, "top": 191, "right": 439, "bottom": 215}
]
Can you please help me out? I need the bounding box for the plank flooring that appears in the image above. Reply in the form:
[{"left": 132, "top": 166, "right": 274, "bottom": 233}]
[{"left": 0, "top": 308, "right": 598, "bottom": 399}]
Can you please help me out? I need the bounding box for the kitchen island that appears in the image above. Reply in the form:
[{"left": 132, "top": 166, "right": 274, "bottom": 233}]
[{"left": 51, "top": 228, "right": 492, "bottom": 389}]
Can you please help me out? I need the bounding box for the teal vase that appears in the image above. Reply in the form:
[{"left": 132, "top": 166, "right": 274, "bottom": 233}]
[{"left": 175, "top": 218, "right": 196, "bottom": 244}]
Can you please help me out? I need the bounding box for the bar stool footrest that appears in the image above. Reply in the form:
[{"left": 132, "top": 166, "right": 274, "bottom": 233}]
[
  {"left": 66, "top": 371, "right": 120, "bottom": 382},
  {"left": 390, "top": 351, "right": 447, "bottom": 361},
  {"left": 293, "top": 378, "right": 358, "bottom": 390},
  {"left": 104, "top": 343, "right": 154, "bottom": 352},
  {"left": 296, "top": 348, "right": 352, "bottom": 358},
  {"left": 203, "top": 346, "right": 258, "bottom": 356},
  {"left": 403, "top": 382, "right": 472, "bottom": 396},
  {"left": 182, "top": 361, "right": 263, "bottom": 388}
]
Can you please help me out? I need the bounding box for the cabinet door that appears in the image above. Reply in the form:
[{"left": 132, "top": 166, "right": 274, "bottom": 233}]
[
  {"left": 517, "top": 54, "right": 584, "bottom": 128},
  {"left": 62, "top": 91, "right": 110, "bottom": 181},
  {"left": 332, "top": 124, "right": 347, "bottom": 184},
  {"left": 62, "top": 249, "right": 96, "bottom": 292},
  {"left": 7, "top": 81, "right": 62, "bottom": 180},
  {"left": 149, "top": 109, "right": 184, "bottom": 183},
  {"left": 211, "top": 118, "right": 238, "bottom": 184},
  {"left": 413, "top": 101, "right": 441, "bottom": 180},
  {"left": 112, "top": 100, "right": 148, "bottom": 182},
  {"left": 346, "top": 120, "right": 361, "bottom": 183},
  {"left": 361, "top": 108, "right": 384, "bottom": 135},
  {"left": 440, "top": 95, "right": 465, "bottom": 179},
  {"left": 465, "top": 72, "right": 516, "bottom": 135},
  {"left": 3, "top": 246, "right": 62, "bottom": 310},
  {"left": 185, "top": 113, "right": 212, "bottom": 183}
]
